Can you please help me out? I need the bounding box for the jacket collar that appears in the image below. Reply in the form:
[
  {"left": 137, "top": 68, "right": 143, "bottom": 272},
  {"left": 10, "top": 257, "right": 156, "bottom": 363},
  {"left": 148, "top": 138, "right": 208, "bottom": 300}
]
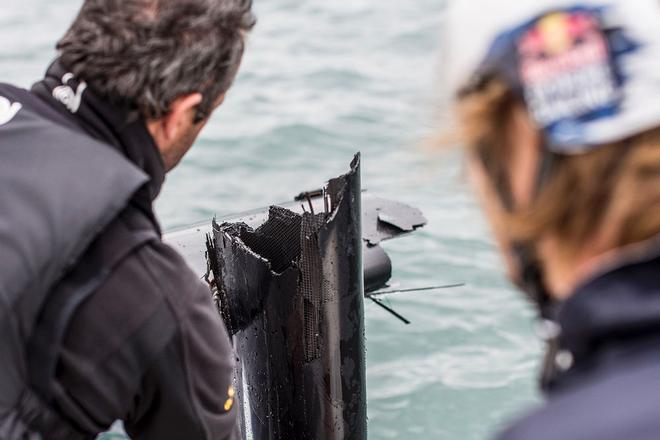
[
  {"left": 30, "top": 60, "right": 165, "bottom": 226},
  {"left": 547, "top": 241, "right": 660, "bottom": 391}
]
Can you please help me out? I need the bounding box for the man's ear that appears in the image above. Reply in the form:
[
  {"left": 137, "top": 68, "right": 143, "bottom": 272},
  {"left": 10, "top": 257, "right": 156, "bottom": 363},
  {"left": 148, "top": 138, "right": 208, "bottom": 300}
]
[
  {"left": 146, "top": 93, "right": 203, "bottom": 147},
  {"left": 162, "top": 93, "right": 203, "bottom": 141}
]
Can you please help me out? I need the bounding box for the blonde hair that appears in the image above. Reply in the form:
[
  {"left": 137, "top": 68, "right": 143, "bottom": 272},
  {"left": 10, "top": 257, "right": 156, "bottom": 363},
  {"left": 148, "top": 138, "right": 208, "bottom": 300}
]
[{"left": 457, "top": 78, "right": 660, "bottom": 257}]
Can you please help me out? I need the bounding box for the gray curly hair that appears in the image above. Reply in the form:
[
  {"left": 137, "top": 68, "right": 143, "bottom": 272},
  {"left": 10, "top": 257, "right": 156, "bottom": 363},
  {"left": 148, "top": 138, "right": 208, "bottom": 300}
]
[{"left": 57, "top": 0, "right": 256, "bottom": 121}]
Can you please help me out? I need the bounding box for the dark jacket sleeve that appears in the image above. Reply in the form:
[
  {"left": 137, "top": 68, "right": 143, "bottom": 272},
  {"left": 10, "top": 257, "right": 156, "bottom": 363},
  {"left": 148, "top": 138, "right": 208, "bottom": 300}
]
[
  {"left": 56, "top": 241, "right": 238, "bottom": 440},
  {"left": 124, "top": 244, "right": 239, "bottom": 440}
]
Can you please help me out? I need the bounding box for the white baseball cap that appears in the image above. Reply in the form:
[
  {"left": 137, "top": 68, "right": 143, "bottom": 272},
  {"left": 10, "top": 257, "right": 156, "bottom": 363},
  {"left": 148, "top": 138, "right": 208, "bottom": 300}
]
[{"left": 446, "top": 0, "right": 660, "bottom": 153}]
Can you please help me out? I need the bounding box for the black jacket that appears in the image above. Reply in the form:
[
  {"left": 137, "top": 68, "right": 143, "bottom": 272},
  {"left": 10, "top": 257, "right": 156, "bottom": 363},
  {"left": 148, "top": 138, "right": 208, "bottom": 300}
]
[
  {"left": 17, "top": 61, "right": 237, "bottom": 440},
  {"left": 499, "top": 252, "right": 660, "bottom": 440}
]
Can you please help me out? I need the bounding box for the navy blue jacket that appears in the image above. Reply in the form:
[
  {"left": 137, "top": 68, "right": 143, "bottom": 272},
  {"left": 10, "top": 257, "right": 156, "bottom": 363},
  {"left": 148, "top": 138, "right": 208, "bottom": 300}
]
[{"left": 499, "top": 253, "right": 660, "bottom": 440}]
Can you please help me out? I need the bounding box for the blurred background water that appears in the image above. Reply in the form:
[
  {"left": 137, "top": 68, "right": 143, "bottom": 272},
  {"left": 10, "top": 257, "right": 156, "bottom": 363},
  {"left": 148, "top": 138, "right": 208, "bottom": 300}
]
[{"left": 1, "top": 0, "right": 543, "bottom": 438}]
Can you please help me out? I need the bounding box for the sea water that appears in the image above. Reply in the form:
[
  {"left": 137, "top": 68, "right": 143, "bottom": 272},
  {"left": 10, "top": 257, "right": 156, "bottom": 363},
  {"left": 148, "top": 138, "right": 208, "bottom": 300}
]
[{"left": 1, "top": 1, "right": 541, "bottom": 438}]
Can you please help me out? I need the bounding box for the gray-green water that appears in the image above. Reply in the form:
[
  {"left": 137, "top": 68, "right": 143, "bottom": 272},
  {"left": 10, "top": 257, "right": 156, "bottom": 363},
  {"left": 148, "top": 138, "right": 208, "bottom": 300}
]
[{"left": 2, "top": 1, "right": 542, "bottom": 438}]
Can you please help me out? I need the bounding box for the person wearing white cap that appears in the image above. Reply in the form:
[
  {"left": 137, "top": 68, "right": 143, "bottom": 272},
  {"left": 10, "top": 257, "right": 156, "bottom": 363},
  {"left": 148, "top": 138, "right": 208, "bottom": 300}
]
[{"left": 449, "top": 0, "right": 660, "bottom": 438}]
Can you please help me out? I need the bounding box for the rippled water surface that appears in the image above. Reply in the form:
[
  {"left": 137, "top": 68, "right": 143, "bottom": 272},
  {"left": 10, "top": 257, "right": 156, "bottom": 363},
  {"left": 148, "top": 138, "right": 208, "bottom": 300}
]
[{"left": 2, "top": 1, "right": 542, "bottom": 438}]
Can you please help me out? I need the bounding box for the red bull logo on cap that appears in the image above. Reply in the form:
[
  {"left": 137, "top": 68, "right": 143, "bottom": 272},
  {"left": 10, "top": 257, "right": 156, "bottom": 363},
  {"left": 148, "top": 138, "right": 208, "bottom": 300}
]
[{"left": 517, "top": 9, "right": 620, "bottom": 128}]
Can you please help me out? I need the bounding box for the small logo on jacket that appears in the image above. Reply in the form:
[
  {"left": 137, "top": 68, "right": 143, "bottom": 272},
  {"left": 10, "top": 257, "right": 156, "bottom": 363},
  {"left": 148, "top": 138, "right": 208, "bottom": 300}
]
[
  {"left": 52, "top": 72, "right": 87, "bottom": 114},
  {"left": 0, "top": 96, "right": 22, "bottom": 126},
  {"left": 224, "top": 385, "right": 236, "bottom": 412}
]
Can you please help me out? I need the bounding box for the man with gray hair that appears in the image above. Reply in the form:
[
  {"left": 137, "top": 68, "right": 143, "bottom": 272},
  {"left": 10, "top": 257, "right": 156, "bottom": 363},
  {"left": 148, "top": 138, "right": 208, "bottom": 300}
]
[{"left": 0, "top": 1, "right": 255, "bottom": 439}]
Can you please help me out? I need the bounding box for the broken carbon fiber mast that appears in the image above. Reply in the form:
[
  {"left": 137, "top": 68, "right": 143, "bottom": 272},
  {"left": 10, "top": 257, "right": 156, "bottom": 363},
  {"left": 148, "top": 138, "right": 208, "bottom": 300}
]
[{"left": 206, "top": 154, "right": 365, "bottom": 440}]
